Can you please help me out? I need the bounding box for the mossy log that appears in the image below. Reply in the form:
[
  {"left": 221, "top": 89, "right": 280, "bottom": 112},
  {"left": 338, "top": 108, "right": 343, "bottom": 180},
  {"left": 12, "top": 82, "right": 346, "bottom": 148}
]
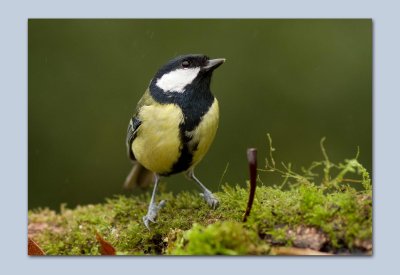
[
  {"left": 28, "top": 182, "right": 372, "bottom": 255},
  {"left": 28, "top": 138, "right": 372, "bottom": 255}
]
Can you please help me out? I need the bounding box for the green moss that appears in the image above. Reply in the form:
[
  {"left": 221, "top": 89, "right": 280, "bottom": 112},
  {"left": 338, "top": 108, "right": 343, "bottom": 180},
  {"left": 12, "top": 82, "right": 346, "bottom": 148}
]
[
  {"left": 28, "top": 138, "right": 372, "bottom": 255},
  {"left": 170, "top": 221, "right": 270, "bottom": 255}
]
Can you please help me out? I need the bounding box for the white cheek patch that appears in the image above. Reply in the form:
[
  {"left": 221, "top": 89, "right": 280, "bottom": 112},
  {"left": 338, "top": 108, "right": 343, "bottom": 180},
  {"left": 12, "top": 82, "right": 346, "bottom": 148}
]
[{"left": 156, "top": 68, "right": 200, "bottom": 93}]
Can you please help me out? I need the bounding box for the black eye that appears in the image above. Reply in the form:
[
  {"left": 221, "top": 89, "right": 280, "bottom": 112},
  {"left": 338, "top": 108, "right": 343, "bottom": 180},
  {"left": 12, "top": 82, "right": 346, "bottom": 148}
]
[{"left": 182, "top": 60, "right": 190, "bottom": 68}]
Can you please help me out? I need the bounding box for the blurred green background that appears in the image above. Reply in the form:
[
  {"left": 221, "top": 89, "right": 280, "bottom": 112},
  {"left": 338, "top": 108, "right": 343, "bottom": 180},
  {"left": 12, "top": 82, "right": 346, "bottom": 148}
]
[{"left": 28, "top": 19, "right": 372, "bottom": 210}]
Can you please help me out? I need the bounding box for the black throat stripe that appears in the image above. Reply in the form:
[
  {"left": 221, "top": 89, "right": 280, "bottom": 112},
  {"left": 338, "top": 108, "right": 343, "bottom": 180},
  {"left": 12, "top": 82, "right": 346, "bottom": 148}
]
[{"left": 149, "top": 77, "right": 215, "bottom": 175}]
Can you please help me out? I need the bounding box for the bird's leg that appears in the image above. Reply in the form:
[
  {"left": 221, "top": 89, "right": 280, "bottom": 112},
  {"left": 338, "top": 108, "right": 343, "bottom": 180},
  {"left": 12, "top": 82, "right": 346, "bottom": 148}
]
[
  {"left": 143, "top": 174, "right": 166, "bottom": 230},
  {"left": 186, "top": 170, "right": 219, "bottom": 209}
]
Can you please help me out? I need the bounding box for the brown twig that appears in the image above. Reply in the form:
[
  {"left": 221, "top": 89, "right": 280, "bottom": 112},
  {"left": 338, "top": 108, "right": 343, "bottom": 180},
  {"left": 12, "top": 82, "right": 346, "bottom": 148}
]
[
  {"left": 243, "top": 148, "right": 257, "bottom": 222},
  {"left": 342, "top": 178, "right": 363, "bottom": 183},
  {"left": 271, "top": 247, "right": 333, "bottom": 256}
]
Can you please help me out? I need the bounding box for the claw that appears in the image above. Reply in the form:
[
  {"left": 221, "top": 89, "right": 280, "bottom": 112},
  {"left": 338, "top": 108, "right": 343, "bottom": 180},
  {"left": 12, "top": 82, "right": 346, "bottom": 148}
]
[
  {"left": 158, "top": 200, "right": 167, "bottom": 209},
  {"left": 143, "top": 215, "right": 153, "bottom": 230},
  {"left": 200, "top": 191, "right": 219, "bottom": 209},
  {"left": 142, "top": 200, "right": 167, "bottom": 230}
]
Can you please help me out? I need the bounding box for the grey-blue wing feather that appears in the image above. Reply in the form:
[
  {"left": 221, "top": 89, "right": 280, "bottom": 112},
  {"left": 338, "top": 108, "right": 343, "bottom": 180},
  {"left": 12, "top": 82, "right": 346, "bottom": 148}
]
[
  {"left": 126, "top": 117, "right": 141, "bottom": 160},
  {"left": 124, "top": 116, "right": 154, "bottom": 190}
]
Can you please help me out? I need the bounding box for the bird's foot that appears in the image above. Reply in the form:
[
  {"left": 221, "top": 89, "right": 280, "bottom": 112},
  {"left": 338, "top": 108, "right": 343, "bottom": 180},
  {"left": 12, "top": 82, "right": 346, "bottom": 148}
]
[
  {"left": 200, "top": 191, "right": 219, "bottom": 209},
  {"left": 143, "top": 200, "right": 166, "bottom": 230}
]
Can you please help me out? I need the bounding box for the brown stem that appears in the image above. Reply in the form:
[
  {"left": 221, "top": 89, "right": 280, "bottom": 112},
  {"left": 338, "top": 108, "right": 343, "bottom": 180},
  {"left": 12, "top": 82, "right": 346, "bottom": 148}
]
[
  {"left": 243, "top": 148, "right": 257, "bottom": 222},
  {"left": 271, "top": 247, "right": 333, "bottom": 256}
]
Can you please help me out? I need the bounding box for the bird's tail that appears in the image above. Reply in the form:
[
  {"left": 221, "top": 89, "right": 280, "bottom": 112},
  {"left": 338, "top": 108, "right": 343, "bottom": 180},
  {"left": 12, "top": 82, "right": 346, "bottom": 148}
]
[{"left": 123, "top": 162, "right": 154, "bottom": 190}]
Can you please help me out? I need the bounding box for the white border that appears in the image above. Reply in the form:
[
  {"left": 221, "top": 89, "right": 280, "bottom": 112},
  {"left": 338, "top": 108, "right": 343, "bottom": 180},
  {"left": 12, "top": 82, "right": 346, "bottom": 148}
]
[{"left": 1, "top": 0, "right": 398, "bottom": 274}]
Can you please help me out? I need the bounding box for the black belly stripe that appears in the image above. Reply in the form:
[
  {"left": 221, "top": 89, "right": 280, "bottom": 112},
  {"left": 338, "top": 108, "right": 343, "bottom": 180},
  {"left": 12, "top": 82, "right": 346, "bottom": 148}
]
[
  {"left": 168, "top": 143, "right": 196, "bottom": 176},
  {"left": 167, "top": 126, "right": 200, "bottom": 175}
]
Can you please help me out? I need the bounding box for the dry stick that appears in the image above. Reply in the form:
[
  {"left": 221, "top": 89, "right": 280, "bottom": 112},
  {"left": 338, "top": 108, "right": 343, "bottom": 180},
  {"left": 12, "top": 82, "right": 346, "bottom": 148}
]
[
  {"left": 271, "top": 247, "right": 333, "bottom": 256},
  {"left": 243, "top": 148, "right": 257, "bottom": 222}
]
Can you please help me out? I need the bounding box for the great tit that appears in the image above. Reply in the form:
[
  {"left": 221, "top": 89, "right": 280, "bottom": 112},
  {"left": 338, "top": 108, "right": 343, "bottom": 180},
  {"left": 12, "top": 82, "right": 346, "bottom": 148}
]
[{"left": 124, "top": 54, "right": 225, "bottom": 229}]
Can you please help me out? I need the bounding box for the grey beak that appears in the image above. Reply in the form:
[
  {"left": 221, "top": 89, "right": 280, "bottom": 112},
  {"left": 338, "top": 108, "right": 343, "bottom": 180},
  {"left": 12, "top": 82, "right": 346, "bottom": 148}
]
[{"left": 203, "top": 58, "right": 226, "bottom": 71}]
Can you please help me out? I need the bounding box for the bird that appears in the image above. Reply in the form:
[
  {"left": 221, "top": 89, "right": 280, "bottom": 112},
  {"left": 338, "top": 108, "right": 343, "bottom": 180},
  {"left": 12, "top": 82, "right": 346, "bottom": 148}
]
[{"left": 124, "top": 54, "right": 225, "bottom": 230}]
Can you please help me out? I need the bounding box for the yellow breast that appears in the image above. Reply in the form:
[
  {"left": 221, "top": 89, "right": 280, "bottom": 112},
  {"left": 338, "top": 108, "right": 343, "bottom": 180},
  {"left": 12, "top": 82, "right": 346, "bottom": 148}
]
[
  {"left": 190, "top": 98, "right": 219, "bottom": 167},
  {"left": 132, "top": 103, "right": 183, "bottom": 174}
]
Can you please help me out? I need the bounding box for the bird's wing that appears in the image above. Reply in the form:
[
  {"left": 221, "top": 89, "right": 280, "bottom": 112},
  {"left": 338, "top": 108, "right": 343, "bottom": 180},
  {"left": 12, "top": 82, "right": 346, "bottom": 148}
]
[
  {"left": 126, "top": 89, "right": 154, "bottom": 160},
  {"left": 126, "top": 116, "right": 141, "bottom": 160}
]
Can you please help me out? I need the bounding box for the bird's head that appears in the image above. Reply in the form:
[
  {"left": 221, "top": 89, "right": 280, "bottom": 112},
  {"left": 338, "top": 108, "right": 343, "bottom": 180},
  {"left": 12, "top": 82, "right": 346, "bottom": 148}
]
[{"left": 150, "top": 54, "right": 225, "bottom": 94}]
